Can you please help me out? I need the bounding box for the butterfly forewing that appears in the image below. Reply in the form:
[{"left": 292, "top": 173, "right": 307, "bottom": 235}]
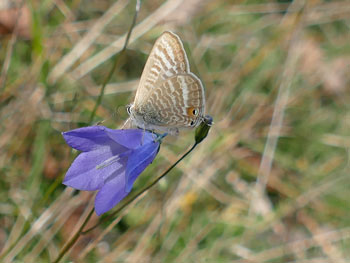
[{"left": 134, "top": 31, "right": 190, "bottom": 107}]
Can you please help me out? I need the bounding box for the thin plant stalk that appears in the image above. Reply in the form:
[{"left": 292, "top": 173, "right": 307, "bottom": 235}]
[
  {"left": 89, "top": 0, "right": 140, "bottom": 124},
  {"left": 82, "top": 115, "right": 213, "bottom": 233},
  {"left": 52, "top": 139, "right": 201, "bottom": 263},
  {"left": 52, "top": 2, "right": 141, "bottom": 262},
  {"left": 51, "top": 116, "right": 213, "bottom": 261},
  {"left": 52, "top": 207, "right": 94, "bottom": 263},
  {"left": 82, "top": 142, "right": 199, "bottom": 234}
]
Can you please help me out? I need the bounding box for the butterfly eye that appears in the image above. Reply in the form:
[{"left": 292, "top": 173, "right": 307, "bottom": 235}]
[{"left": 126, "top": 105, "right": 132, "bottom": 115}]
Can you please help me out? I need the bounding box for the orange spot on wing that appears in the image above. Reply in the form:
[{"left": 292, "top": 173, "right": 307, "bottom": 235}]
[{"left": 186, "top": 107, "right": 197, "bottom": 117}]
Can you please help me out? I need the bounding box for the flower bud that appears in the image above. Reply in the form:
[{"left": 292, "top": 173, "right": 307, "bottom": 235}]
[{"left": 195, "top": 115, "right": 213, "bottom": 144}]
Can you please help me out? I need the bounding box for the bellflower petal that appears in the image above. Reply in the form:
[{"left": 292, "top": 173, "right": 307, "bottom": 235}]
[
  {"left": 105, "top": 128, "right": 155, "bottom": 149},
  {"left": 62, "top": 126, "right": 162, "bottom": 215},
  {"left": 125, "top": 140, "right": 160, "bottom": 192},
  {"left": 63, "top": 126, "right": 127, "bottom": 152},
  {"left": 63, "top": 148, "right": 123, "bottom": 191},
  {"left": 94, "top": 164, "right": 128, "bottom": 216}
]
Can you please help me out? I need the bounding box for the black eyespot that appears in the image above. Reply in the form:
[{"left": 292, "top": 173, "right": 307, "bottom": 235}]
[
  {"left": 190, "top": 121, "right": 195, "bottom": 126},
  {"left": 192, "top": 109, "right": 198, "bottom": 116}
]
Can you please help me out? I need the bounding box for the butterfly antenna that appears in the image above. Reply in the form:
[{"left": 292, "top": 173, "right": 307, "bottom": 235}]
[
  {"left": 141, "top": 125, "right": 147, "bottom": 145},
  {"left": 121, "top": 118, "right": 132, "bottom": 129},
  {"left": 94, "top": 119, "right": 106, "bottom": 126}
]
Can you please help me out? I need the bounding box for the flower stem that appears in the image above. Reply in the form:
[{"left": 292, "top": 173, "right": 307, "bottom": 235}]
[
  {"left": 52, "top": 207, "right": 94, "bottom": 263},
  {"left": 53, "top": 2, "right": 142, "bottom": 262},
  {"left": 82, "top": 142, "right": 199, "bottom": 234},
  {"left": 82, "top": 115, "right": 213, "bottom": 234},
  {"left": 88, "top": 0, "right": 140, "bottom": 125},
  {"left": 53, "top": 141, "right": 200, "bottom": 262}
]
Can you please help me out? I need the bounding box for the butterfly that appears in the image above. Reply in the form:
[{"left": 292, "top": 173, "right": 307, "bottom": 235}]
[{"left": 127, "top": 31, "right": 205, "bottom": 135}]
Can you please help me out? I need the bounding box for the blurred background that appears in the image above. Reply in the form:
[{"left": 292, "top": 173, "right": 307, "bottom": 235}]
[{"left": 0, "top": 0, "right": 350, "bottom": 262}]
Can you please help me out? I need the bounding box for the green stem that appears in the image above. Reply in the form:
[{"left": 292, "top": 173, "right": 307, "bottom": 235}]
[
  {"left": 88, "top": 0, "right": 140, "bottom": 124},
  {"left": 82, "top": 142, "right": 199, "bottom": 234},
  {"left": 53, "top": 140, "right": 199, "bottom": 262},
  {"left": 52, "top": 207, "right": 94, "bottom": 263},
  {"left": 52, "top": 2, "right": 142, "bottom": 262}
]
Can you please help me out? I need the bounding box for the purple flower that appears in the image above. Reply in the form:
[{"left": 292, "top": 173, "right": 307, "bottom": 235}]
[{"left": 62, "top": 126, "right": 160, "bottom": 215}]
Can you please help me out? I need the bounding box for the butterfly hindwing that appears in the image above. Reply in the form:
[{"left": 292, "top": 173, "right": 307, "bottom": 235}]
[{"left": 143, "top": 74, "right": 205, "bottom": 127}]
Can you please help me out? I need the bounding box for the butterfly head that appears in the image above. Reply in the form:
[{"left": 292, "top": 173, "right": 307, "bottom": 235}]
[
  {"left": 126, "top": 104, "right": 133, "bottom": 116},
  {"left": 126, "top": 103, "right": 147, "bottom": 130},
  {"left": 126, "top": 103, "right": 138, "bottom": 123}
]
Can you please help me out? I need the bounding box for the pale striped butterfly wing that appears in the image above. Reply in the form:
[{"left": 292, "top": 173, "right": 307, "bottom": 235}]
[{"left": 128, "top": 31, "right": 205, "bottom": 134}]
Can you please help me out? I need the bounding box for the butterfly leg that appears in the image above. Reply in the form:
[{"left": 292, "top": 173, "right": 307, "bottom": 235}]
[
  {"left": 150, "top": 129, "right": 156, "bottom": 141},
  {"left": 94, "top": 120, "right": 105, "bottom": 126},
  {"left": 167, "top": 127, "right": 179, "bottom": 136},
  {"left": 140, "top": 125, "right": 147, "bottom": 145}
]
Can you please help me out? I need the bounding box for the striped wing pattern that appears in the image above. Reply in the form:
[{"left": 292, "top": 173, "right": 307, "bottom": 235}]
[
  {"left": 145, "top": 74, "right": 205, "bottom": 127},
  {"left": 134, "top": 31, "right": 190, "bottom": 106},
  {"left": 131, "top": 31, "right": 205, "bottom": 131}
]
